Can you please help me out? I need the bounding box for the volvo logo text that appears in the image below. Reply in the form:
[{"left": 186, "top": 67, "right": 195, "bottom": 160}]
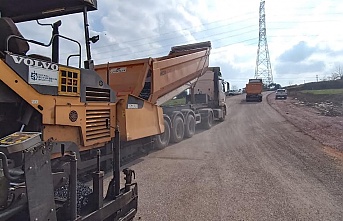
[{"left": 10, "top": 55, "right": 58, "bottom": 71}]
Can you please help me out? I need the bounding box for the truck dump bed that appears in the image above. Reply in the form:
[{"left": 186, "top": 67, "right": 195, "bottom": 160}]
[
  {"left": 245, "top": 79, "right": 263, "bottom": 102},
  {"left": 95, "top": 41, "right": 211, "bottom": 105},
  {"left": 246, "top": 79, "right": 263, "bottom": 94},
  {"left": 246, "top": 83, "right": 263, "bottom": 94}
]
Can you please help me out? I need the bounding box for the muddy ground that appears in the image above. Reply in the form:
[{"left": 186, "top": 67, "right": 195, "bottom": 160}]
[{"left": 267, "top": 91, "right": 343, "bottom": 152}]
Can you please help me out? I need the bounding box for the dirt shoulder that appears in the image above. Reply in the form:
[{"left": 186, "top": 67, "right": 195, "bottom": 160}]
[
  {"left": 132, "top": 94, "right": 343, "bottom": 220},
  {"left": 267, "top": 92, "right": 343, "bottom": 154},
  {"left": 289, "top": 91, "right": 343, "bottom": 116}
]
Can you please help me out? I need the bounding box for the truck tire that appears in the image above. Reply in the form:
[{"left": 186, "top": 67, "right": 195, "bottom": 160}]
[
  {"left": 155, "top": 119, "right": 171, "bottom": 149},
  {"left": 170, "top": 116, "right": 185, "bottom": 143},
  {"left": 184, "top": 114, "right": 196, "bottom": 138},
  {"left": 201, "top": 112, "right": 213, "bottom": 130}
]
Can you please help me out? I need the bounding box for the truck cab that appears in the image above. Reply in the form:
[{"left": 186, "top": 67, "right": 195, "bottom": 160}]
[
  {"left": 190, "top": 67, "right": 227, "bottom": 120},
  {"left": 193, "top": 67, "right": 227, "bottom": 109}
]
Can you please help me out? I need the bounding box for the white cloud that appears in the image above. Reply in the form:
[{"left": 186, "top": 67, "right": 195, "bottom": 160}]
[{"left": 12, "top": 0, "right": 343, "bottom": 88}]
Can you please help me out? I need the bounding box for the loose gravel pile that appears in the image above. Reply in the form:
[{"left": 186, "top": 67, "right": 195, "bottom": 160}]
[{"left": 54, "top": 181, "right": 92, "bottom": 214}]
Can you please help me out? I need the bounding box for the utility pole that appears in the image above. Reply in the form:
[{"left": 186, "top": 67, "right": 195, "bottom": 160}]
[
  {"left": 255, "top": 0, "right": 273, "bottom": 86},
  {"left": 316, "top": 75, "right": 318, "bottom": 82}
]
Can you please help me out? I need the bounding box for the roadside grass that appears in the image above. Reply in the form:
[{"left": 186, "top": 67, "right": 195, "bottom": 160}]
[
  {"left": 163, "top": 97, "right": 186, "bottom": 106},
  {"left": 301, "top": 89, "right": 343, "bottom": 95}
]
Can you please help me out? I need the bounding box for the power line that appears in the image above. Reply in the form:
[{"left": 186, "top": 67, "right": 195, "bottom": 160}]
[
  {"left": 62, "top": 26, "right": 334, "bottom": 62},
  {"left": 92, "top": 37, "right": 259, "bottom": 64},
  {"left": 91, "top": 13, "right": 258, "bottom": 50},
  {"left": 62, "top": 20, "right": 340, "bottom": 60},
  {"left": 90, "top": 18, "right": 342, "bottom": 54},
  {"left": 63, "top": 30, "right": 343, "bottom": 67},
  {"left": 269, "top": 19, "right": 341, "bottom": 24},
  {"left": 65, "top": 31, "right": 343, "bottom": 66},
  {"left": 91, "top": 25, "right": 258, "bottom": 56},
  {"left": 51, "top": 5, "right": 343, "bottom": 65},
  {"left": 55, "top": 10, "right": 343, "bottom": 59},
  {"left": 58, "top": 18, "right": 258, "bottom": 58}
]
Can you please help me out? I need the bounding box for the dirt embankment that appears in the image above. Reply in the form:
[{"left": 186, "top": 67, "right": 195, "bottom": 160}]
[
  {"left": 267, "top": 92, "right": 343, "bottom": 153},
  {"left": 288, "top": 91, "right": 343, "bottom": 116}
]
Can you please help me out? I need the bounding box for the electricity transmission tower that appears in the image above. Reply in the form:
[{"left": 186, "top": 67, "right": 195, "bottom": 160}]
[{"left": 255, "top": 0, "right": 273, "bottom": 86}]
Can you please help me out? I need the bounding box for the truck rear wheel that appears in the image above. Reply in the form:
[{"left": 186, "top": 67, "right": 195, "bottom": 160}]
[
  {"left": 201, "top": 112, "right": 213, "bottom": 130},
  {"left": 170, "top": 116, "right": 185, "bottom": 143},
  {"left": 155, "top": 119, "right": 171, "bottom": 149},
  {"left": 184, "top": 114, "right": 195, "bottom": 138}
]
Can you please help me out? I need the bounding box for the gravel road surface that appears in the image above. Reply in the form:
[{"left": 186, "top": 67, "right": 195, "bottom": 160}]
[{"left": 125, "top": 94, "right": 343, "bottom": 221}]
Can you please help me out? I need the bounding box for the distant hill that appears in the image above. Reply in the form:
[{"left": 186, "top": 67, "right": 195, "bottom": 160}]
[{"left": 285, "top": 79, "right": 343, "bottom": 91}]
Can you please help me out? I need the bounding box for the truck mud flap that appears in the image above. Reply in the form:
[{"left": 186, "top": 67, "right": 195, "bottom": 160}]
[{"left": 117, "top": 95, "right": 164, "bottom": 141}]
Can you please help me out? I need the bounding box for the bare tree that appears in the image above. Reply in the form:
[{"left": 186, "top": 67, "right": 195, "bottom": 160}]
[
  {"left": 332, "top": 65, "right": 343, "bottom": 80},
  {"left": 321, "top": 75, "right": 327, "bottom": 81},
  {"left": 331, "top": 72, "right": 340, "bottom": 80},
  {"left": 320, "top": 76, "right": 328, "bottom": 81}
]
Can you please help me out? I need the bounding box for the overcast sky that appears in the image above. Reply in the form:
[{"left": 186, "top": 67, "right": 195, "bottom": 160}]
[{"left": 17, "top": 0, "right": 343, "bottom": 89}]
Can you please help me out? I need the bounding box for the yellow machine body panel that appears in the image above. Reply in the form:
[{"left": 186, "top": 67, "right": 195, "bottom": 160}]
[
  {"left": 0, "top": 59, "right": 115, "bottom": 148},
  {"left": 0, "top": 59, "right": 58, "bottom": 124}
]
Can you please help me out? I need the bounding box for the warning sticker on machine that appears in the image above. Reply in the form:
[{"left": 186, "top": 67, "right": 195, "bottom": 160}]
[
  {"left": 128, "top": 104, "right": 139, "bottom": 109},
  {"left": 110, "top": 67, "right": 127, "bottom": 74},
  {"left": 28, "top": 66, "right": 58, "bottom": 86}
]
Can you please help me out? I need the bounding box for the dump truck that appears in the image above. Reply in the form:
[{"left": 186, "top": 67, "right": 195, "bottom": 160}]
[
  {"left": 245, "top": 79, "right": 263, "bottom": 102},
  {"left": 95, "top": 55, "right": 226, "bottom": 150},
  {"left": 0, "top": 0, "right": 219, "bottom": 220},
  {"left": 159, "top": 66, "right": 227, "bottom": 145}
]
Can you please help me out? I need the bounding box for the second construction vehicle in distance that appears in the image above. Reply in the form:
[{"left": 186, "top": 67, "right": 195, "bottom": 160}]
[{"left": 245, "top": 78, "right": 263, "bottom": 102}]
